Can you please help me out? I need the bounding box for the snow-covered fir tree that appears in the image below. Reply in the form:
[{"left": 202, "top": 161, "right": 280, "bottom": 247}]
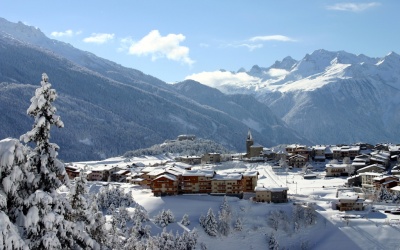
[
  {"left": 376, "top": 185, "right": 393, "bottom": 202},
  {"left": 132, "top": 203, "right": 149, "bottom": 223},
  {"left": 181, "top": 213, "right": 190, "bottom": 226},
  {"left": 154, "top": 209, "right": 175, "bottom": 227},
  {"left": 234, "top": 217, "right": 243, "bottom": 231},
  {"left": 0, "top": 139, "right": 30, "bottom": 249},
  {"left": 0, "top": 74, "right": 98, "bottom": 249},
  {"left": 268, "top": 232, "right": 279, "bottom": 250},
  {"left": 96, "top": 185, "right": 136, "bottom": 210},
  {"left": 69, "top": 172, "right": 89, "bottom": 222},
  {"left": 202, "top": 208, "right": 218, "bottom": 236}
]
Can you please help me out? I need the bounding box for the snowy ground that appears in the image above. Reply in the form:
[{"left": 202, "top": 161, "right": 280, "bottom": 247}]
[{"left": 79, "top": 158, "right": 400, "bottom": 249}]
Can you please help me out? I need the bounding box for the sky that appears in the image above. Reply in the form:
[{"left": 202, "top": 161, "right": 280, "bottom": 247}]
[{"left": 0, "top": 0, "right": 399, "bottom": 83}]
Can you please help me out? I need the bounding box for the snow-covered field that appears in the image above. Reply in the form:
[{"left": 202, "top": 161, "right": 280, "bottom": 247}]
[{"left": 79, "top": 158, "right": 400, "bottom": 249}]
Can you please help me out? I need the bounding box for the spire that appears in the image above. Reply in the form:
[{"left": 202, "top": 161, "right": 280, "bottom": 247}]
[{"left": 247, "top": 129, "right": 253, "bottom": 141}]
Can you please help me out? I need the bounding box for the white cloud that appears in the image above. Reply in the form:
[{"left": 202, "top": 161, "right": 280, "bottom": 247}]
[
  {"left": 326, "top": 2, "right": 381, "bottom": 12},
  {"left": 117, "top": 37, "right": 134, "bottom": 52},
  {"left": 128, "top": 30, "right": 194, "bottom": 65},
  {"left": 185, "top": 71, "right": 260, "bottom": 89},
  {"left": 249, "top": 35, "right": 296, "bottom": 42},
  {"left": 267, "top": 68, "right": 289, "bottom": 78},
  {"left": 230, "top": 43, "right": 263, "bottom": 51},
  {"left": 83, "top": 33, "right": 115, "bottom": 44},
  {"left": 51, "top": 29, "right": 81, "bottom": 38}
]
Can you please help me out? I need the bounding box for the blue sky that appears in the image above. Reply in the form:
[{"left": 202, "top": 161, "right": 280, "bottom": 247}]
[{"left": 1, "top": 1, "right": 399, "bottom": 83}]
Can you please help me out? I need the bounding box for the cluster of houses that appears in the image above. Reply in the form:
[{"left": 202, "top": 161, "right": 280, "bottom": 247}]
[{"left": 66, "top": 131, "right": 400, "bottom": 209}]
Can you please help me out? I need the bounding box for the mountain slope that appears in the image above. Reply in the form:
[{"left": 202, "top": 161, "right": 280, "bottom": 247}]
[
  {"left": 172, "top": 80, "right": 308, "bottom": 145},
  {"left": 0, "top": 18, "right": 307, "bottom": 161},
  {"left": 188, "top": 49, "right": 400, "bottom": 144}
]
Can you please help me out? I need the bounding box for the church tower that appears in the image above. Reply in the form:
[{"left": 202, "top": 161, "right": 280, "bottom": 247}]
[{"left": 246, "top": 129, "right": 254, "bottom": 157}]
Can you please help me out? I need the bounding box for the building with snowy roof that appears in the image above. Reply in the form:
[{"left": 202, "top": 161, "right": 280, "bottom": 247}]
[
  {"left": 211, "top": 173, "right": 244, "bottom": 195},
  {"left": 337, "top": 191, "right": 364, "bottom": 211},
  {"left": 356, "top": 164, "right": 385, "bottom": 174},
  {"left": 325, "top": 163, "right": 349, "bottom": 177},
  {"left": 254, "top": 186, "right": 288, "bottom": 203},
  {"left": 151, "top": 174, "right": 179, "bottom": 196}
]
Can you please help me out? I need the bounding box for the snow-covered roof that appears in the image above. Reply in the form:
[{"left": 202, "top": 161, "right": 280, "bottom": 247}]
[
  {"left": 114, "top": 169, "right": 130, "bottom": 175},
  {"left": 212, "top": 173, "right": 242, "bottom": 181},
  {"left": 91, "top": 165, "right": 113, "bottom": 171},
  {"left": 154, "top": 174, "right": 177, "bottom": 181},
  {"left": 243, "top": 171, "right": 258, "bottom": 177},
  {"left": 255, "top": 186, "right": 288, "bottom": 192},
  {"left": 183, "top": 170, "right": 215, "bottom": 177},
  {"left": 390, "top": 186, "right": 400, "bottom": 192},
  {"left": 325, "top": 164, "right": 347, "bottom": 169},
  {"left": 359, "top": 172, "right": 382, "bottom": 177},
  {"left": 357, "top": 164, "right": 385, "bottom": 171},
  {"left": 313, "top": 145, "right": 326, "bottom": 151},
  {"left": 373, "top": 175, "right": 397, "bottom": 181},
  {"left": 147, "top": 168, "right": 166, "bottom": 176},
  {"left": 338, "top": 192, "right": 358, "bottom": 201}
]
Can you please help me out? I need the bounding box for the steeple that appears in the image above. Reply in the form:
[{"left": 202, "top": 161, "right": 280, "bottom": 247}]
[
  {"left": 246, "top": 129, "right": 254, "bottom": 157},
  {"left": 247, "top": 129, "right": 253, "bottom": 141}
]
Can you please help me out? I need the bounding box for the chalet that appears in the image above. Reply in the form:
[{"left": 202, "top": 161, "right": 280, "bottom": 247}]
[
  {"left": 65, "top": 165, "right": 80, "bottom": 180},
  {"left": 359, "top": 172, "right": 382, "bottom": 191},
  {"left": 356, "top": 164, "right": 385, "bottom": 174},
  {"left": 325, "top": 147, "right": 333, "bottom": 160},
  {"left": 151, "top": 174, "right": 179, "bottom": 196},
  {"left": 201, "top": 153, "right": 221, "bottom": 164},
  {"left": 370, "top": 151, "right": 390, "bottom": 168},
  {"left": 288, "top": 154, "right": 307, "bottom": 168},
  {"left": 254, "top": 186, "right": 288, "bottom": 203},
  {"left": 128, "top": 176, "right": 146, "bottom": 185},
  {"left": 351, "top": 157, "right": 368, "bottom": 172},
  {"left": 325, "top": 164, "right": 348, "bottom": 177},
  {"left": 313, "top": 145, "right": 326, "bottom": 162},
  {"left": 181, "top": 170, "right": 215, "bottom": 194},
  {"left": 286, "top": 144, "right": 310, "bottom": 160},
  {"left": 332, "top": 145, "right": 360, "bottom": 159},
  {"left": 373, "top": 175, "right": 399, "bottom": 190},
  {"left": 87, "top": 165, "right": 111, "bottom": 181},
  {"left": 337, "top": 192, "right": 364, "bottom": 211},
  {"left": 211, "top": 173, "right": 244, "bottom": 195}
]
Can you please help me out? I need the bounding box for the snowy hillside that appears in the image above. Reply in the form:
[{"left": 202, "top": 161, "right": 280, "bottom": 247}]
[
  {"left": 73, "top": 156, "right": 400, "bottom": 250},
  {"left": 187, "top": 49, "right": 400, "bottom": 144}
]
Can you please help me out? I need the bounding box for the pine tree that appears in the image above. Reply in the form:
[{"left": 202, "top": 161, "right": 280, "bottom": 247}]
[
  {"left": 268, "top": 232, "right": 279, "bottom": 250},
  {"left": 181, "top": 213, "right": 190, "bottom": 226},
  {"left": 19, "top": 74, "right": 97, "bottom": 249},
  {"left": 234, "top": 217, "right": 243, "bottom": 231},
  {"left": 202, "top": 208, "right": 218, "bottom": 236},
  {"left": 20, "top": 73, "right": 68, "bottom": 192},
  {"left": 87, "top": 200, "right": 108, "bottom": 248},
  {"left": 69, "top": 173, "right": 89, "bottom": 222}
]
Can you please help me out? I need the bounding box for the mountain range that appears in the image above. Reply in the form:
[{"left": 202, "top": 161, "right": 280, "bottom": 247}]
[
  {"left": 189, "top": 49, "right": 400, "bottom": 145},
  {"left": 0, "top": 18, "right": 305, "bottom": 161}
]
